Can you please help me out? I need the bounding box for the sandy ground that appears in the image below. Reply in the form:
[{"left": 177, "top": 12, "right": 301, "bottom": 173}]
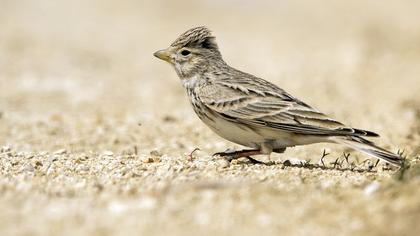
[{"left": 1, "top": 0, "right": 420, "bottom": 235}]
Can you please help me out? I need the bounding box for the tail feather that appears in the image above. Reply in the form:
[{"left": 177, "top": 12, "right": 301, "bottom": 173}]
[{"left": 334, "top": 136, "right": 404, "bottom": 167}]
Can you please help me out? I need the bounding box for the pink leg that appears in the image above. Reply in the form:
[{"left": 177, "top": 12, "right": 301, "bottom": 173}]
[{"left": 213, "top": 149, "right": 266, "bottom": 164}]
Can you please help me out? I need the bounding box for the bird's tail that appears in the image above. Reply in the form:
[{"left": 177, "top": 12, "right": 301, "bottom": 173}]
[{"left": 333, "top": 136, "right": 404, "bottom": 167}]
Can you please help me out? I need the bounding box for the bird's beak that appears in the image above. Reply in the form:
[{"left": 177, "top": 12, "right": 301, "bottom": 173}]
[{"left": 153, "top": 48, "right": 173, "bottom": 64}]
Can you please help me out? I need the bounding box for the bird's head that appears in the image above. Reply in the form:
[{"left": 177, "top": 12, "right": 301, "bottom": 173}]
[{"left": 154, "top": 26, "right": 224, "bottom": 78}]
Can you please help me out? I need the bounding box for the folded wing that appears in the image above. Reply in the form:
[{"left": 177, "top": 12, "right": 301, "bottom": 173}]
[{"left": 197, "top": 78, "right": 378, "bottom": 137}]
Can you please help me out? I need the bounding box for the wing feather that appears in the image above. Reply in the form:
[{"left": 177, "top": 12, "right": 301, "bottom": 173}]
[{"left": 197, "top": 77, "right": 378, "bottom": 137}]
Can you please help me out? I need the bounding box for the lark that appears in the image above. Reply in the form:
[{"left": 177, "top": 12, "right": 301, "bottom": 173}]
[{"left": 154, "top": 26, "right": 404, "bottom": 167}]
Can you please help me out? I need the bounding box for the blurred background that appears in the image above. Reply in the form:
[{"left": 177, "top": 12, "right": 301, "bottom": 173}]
[
  {"left": 1, "top": 0, "right": 419, "bottom": 115},
  {"left": 1, "top": 0, "right": 420, "bottom": 235}
]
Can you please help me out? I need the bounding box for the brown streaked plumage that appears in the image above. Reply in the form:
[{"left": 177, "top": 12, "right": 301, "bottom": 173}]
[{"left": 154, "top": 26, "right": 404, "bottom": 167}]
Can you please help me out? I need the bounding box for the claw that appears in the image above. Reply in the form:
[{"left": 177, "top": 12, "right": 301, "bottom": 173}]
[
  {"left": 212, "top": 148, "right": 235, "bottom": 157},
  {"left": 212, "top": 151, "right": 229, "bottom": 157},
  {"left": 246, "top": 156, "right": 267, "bottom": 165},
  {"left": 213, "top": 149, "right": 275, "bottom": 165}
]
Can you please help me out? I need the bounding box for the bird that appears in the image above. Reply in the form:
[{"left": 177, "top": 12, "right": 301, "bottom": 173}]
[{"left": 153, "top": 26, "right": 404, "bottom": 167}]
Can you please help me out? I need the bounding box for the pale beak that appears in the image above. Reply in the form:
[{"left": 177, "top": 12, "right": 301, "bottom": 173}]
[{"left": 153, "top": 48, "right": 173, "bottom": 64}]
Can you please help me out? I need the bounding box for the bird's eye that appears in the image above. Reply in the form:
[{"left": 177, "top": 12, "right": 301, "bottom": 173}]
[{"left": 181, "top": 50, "right": 191, "bottom": 56}]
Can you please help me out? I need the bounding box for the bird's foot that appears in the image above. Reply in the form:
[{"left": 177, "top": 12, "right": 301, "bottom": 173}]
[
  {"left": 246, "top": 156, "right": 272, "bottom": 165},
  {"left": 213, "top": 149, "right": 272, "bottom": 165}
]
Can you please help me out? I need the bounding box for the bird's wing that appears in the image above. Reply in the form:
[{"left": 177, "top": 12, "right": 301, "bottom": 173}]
[{"left": 197, "top": 76, "right": 378, "bottom": 137}]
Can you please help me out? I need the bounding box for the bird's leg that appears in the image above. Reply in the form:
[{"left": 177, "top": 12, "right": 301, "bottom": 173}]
[
  {"left": 213, "top": 149, "right": 264, "bottom": 163},
  {"left": 260, "top": 143, "right": 277, "bottom": 162}
]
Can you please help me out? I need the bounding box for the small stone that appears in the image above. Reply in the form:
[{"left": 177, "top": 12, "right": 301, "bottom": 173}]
[
  {"left": 77, "top": 154, "right": 89, "bottom": 161},
  {"left": 1, "top": 146, "right": 11, "bottom": 152},
  {"left": 216, "top": 158, "right": 230, "bottom": 168},
  {"left": 54, "top": 161, "right": 63, "bottom": 168},
  {"left": 259, "top": 176, "right": 268, "bottom": 181},
  {"left": 54, "top": 149, "right": 67, "bottom": 155},
  {"left": 149, "top": 150, "right": 162, "bottom": 162},
  {"left": 65, "top": 160, "right": 73, "bottom": 167},
  {"left": 34, "top": 160, "right": 43, "bottom": 167},
  {"left": 22, "top": 164, "right": 35, "bottom": 173},
  {"left": 288, "top": 158, "right": 303, "bottom": 165},
  {"left": 17, "top": 152, "right": 26, "bottom": 157},
  {"left": 142, "top": 157, "right": 154, "bottom": 163},
  {"left": 150, "top": 150, "right": 162, "bottom": 157},
  {"left": 366, "top": 160, "right": 374, "bottom": 170},
  {"left": 46, "top": 166, "right": 56, "bottom": 175},
  {"left": 364, "top": 182, "right": 380, "bottom": 195},
  {"left": 103, "top": 151, "right": 114, "bottom": 156},
  {"left": 283, "top": 160, "right": 292, "bottom": 166},
  {"left": 381, "top": 162, "right": 393, "bottom": 171},
  {"left": 76, "top": 164, "right": 89, "bottom": 172}
]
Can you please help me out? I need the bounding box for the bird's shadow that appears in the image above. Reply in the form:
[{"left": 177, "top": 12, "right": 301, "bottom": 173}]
[
  {"left": 279, "top": 161, "right": 377, "bottom": 173},
  {"left": 229, "top": 153, "right": 400, "bottom": 173},
  {"left": 231, "top": 158, "right": 378, "bottom": 173}
]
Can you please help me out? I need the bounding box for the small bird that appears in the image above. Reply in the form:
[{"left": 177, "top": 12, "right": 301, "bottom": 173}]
[{"left": 154, "top": 26, "right": 404, "bottom": 167}]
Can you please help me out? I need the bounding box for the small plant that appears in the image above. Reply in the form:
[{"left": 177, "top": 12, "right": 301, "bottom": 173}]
[
  {"left": 320, "top": 149, "right": 330, "bottom": 167},
  {"left": 332, "top": 158, "right": 341, "bottom": 169},
  {"left": 187, "top": 147, "right": 200, "bottom": 161}
]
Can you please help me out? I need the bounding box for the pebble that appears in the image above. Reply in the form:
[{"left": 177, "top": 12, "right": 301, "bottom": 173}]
[
  {"left": 54, "top": 149, "right": 67, "bottom": 155},
  {"left": 76, "top": 164, "right": 90, "bottom": 172},
  {"left": 364, "top": 182, "right": 380, "bottom": 196},
  {"left": 216, "top": 158, "right": 230, "bottom": 168},
  {"left": 143, "top": 151, "right": 162, "bottom": 163},
  {"left": 49, "top": 156, "right": 58, "bottom": 162},
  {"left": 103, "top": 151, "right": 114, "bottom": 156},
  {"left": 46, "top": 166, "right": 56, "bottom": 175},
  {"left": 142, "top": 156, "right": 154, "bottom": 163},
  {"left": 21, "top": 163, "right": 35, "bottom": 173},
  {"left": 283, "top": 160, "right": 292, "bottom": 166},
  {"left": 365, "top": 160, "right": 374, "bottom": 170},
  {"left": 150, "top": 150, "right": 162, "bottom": 157},
  {"left": 1, "top": 146, "right": 11, "bottom": 152}
]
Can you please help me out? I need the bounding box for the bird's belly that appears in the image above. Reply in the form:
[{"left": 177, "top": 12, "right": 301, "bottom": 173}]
[
  {"left": 201, "top": 115, "right": 326, "bottom": 149},
  {"left": 201, "top": 116, "right": 265, "bottom": 148}
]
